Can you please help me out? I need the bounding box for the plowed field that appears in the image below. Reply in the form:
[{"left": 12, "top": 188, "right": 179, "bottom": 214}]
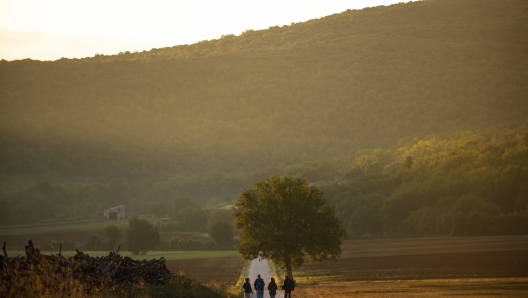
[
  {"left": 165, "top": 257, "right": 244, "bottom": 285},
  {"left": 296, "top": 250, "right": 528, "bottom": 281},
  {"left": 289, "top": 236, "right": 528, "bottom": 297}
]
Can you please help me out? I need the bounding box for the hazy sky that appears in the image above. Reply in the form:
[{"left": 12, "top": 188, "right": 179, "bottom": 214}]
[{"left": 1, "top": 0, "right": 408, "bottom": 61}]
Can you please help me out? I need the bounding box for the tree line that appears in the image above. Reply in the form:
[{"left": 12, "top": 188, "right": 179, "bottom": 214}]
[
  {"left": 323, "top": 125, "right": 528, "bottom": 237},
  {"left": 40, "top": 214, "right": 236, "bottom": 253},
  {"left": 1, "top": 124, "right": 526, "bottom": 236}
]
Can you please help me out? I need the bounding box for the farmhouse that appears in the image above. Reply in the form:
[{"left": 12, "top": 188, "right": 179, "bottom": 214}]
[{"left": 103, "top": 205, "right": 125, "bottom": 220}]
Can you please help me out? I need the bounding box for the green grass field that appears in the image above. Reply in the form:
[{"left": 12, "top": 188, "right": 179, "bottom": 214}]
[
  {"left": 131, "top": 251, "right": 240, "bottom": 260},
  {"left": 4, "top": 250, "right": 239, "bottom": 260}
]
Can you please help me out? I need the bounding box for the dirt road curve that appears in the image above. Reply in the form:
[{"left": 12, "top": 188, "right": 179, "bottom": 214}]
[{"left": 245, "top": 258, "right": 284, "bottom": 298}]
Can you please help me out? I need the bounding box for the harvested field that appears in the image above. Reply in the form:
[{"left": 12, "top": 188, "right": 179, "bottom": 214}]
[
  {"left": 1, "top": 230, "right": 106, "bottom": 247},
  {"left": 287, "top": 236, "right": 528, "bottom": 297},
  {"left": 295, "top": 250, "right": 528, "bottom": 281},
  {"left": 0, "top": 219, "right": 128, "bottom": 248},
  {"left": 1, "top": 231, "right": 211, "bottom": 248},
  {"left": 338, "top": 235, "right": 528, "bottom": 258},
  {"left": 0, "top": 219, "right": 130, "bottom": 236},
  {"left": 293, "top": 278, "right": 528, "bottom": 297},
  {"left": 165, "top": 257, "right": 244, "bottom": 285},
  {"left": 0, "top": 218, "right": 211, "bottom": 247}
]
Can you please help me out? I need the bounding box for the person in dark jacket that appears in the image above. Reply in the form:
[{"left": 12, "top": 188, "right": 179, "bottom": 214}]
[
  {"left": 282, "top": 275, "right": 294, "bottom": 298},
  {"left": 268, "top": 277, "right": 278, "bottom": 298},
  {"left": 254, "top": 274, "right": 265, "bottom": 298},
  {"left": 242, "top": 278, "right": 253, "bottom": 298}
]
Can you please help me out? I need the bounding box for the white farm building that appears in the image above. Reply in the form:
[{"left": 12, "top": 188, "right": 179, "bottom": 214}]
[{"left": 103, "top": 205, "right": 125, "bottom": 220}]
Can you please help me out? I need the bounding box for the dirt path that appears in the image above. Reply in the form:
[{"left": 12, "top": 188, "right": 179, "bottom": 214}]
[{"left": 245, "top": 258, "right": 284, "bottom": 298}]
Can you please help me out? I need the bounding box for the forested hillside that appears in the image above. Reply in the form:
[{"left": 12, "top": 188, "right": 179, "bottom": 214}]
[
  {"left": 1, "top": 0, "right": 527, "bottom": 185},
  {"left": 1, "top": 124, "right": 527, "bottom": 237},
  {"left": 323, "top": 124, "right": 528, "bottom": 236}
]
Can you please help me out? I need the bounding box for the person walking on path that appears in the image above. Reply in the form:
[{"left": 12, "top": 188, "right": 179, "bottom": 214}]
[
  {"left": 246, "top": 258, "right": 285, "bottom": 298},
  {"left": 268, "top": 277, "right": 278, "bottom": 298},
  {"left": 282, "top": 275, "right": 294, "bottom": 298},
  {"left": 254, "top": 274, "right": 265, "bottom": 298},
  {"left": 242, "top": 278, "right": 253, "bottom": 298}
]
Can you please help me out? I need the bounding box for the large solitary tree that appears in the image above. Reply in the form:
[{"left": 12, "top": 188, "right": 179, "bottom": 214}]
[{"left": 233, "top": 176, "right": 347, "bottom": 280}]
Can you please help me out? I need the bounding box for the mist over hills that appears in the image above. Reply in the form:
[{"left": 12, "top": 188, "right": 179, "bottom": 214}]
[{"left": 1, "top": 0, "right": 527, "bottom": 185}]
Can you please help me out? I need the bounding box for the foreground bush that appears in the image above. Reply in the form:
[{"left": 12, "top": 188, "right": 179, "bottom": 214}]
[{"left": 0, "top": 269, "right": 237, "bottom": 298}]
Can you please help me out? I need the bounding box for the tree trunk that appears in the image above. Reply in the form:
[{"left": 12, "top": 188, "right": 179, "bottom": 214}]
[{"left": 284, "top": 255, "right": 294, "bottom": 281}]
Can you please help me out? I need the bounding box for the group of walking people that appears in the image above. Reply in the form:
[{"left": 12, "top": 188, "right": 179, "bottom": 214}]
[{"left": 242, "top": 274, "right": 294, "bottom": 298}]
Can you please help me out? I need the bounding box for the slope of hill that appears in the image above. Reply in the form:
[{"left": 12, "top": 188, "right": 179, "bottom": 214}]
[{"left": 1, "top": 0, "right": 527, "bottom": 185}]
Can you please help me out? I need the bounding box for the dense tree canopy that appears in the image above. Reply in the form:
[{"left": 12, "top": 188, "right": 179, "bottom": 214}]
[
  {"left": 208, "top": 221, "right": 234, "bottom": 246},
  {"left": 0, "top": 0, "right": 526, "bottom": 186},
  {"left": 126, "top": 217, "right": 160, "bottom": 254},
  {"left": 323, "top": 126, "right": 528, "bottom": 237},
  {"left": 149, "top": 202, "right": 168, "bottom": 218},
  {"left": 234, "top": 176, "right": 347, "bottom": 279}
]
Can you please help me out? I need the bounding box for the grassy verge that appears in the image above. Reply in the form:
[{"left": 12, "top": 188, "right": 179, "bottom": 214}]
[
  {"left": 225, "top": 259, "right": 250, "bottom": 298},
  {"left": 229, "top": 257, "right": 248, "bottom": 298},
  {"left": 267, "top": 259, "right": 284, "bottom": 285},
  {"left": 232, "top": 258, "right": 248, "bottom": 290},
  {"left": 235, "top": 260, "right": 251, "bottom": 288}
]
